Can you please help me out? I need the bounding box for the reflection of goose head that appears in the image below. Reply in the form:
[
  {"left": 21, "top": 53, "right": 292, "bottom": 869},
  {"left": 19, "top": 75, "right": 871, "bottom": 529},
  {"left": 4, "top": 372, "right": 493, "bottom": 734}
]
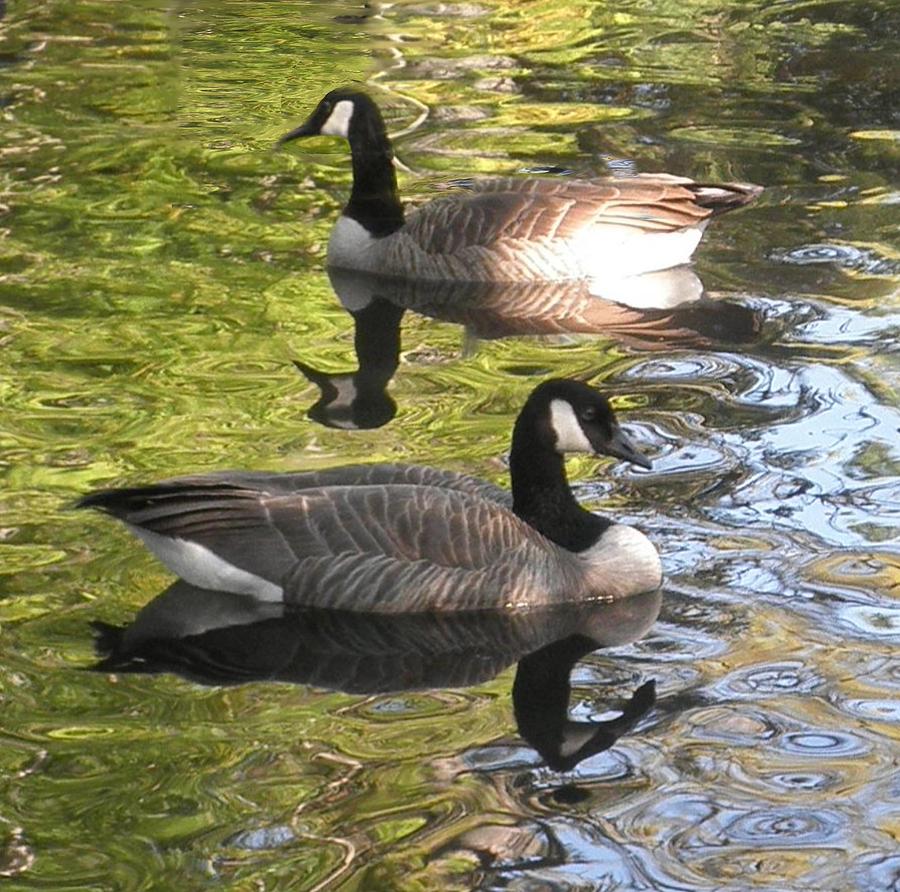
[
  {"left": 513, "top": 586, "right": 662, "bottom": 770},
  {"left": 91, "top": 583, "right": 662, "bottom": 769},
  {"left": 514, "top": 641, "right": 656, "bottom": 772},
  {"left": 293, "top": 297, "right": 404, "bottom": 430},
  {"left": 293, "top": 361, "right": 397, "bottom": 430}
]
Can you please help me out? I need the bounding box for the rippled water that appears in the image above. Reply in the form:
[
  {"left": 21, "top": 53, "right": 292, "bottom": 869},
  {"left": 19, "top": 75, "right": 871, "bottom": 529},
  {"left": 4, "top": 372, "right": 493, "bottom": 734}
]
[{"left": 1, "top": 0, "right": 898, "bottom": 889}]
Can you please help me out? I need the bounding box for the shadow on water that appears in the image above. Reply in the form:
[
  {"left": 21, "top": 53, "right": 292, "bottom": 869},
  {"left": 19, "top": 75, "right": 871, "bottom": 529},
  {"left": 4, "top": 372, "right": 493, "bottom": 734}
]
[
  {"left": 92, "top": 583, "right": 662, "bottom": 772},
  {"left": 294, "top": 266, "right": 769, "bottom": 428}
]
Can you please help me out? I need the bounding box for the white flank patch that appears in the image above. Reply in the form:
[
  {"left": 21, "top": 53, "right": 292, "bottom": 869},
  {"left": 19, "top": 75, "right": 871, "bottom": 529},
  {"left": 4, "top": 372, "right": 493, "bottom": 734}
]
[
  {"left": 549, "top": 398, "right": 594, "bottom": 453},
  {"left": 328, "top": 216, "right": 379, "bottom": 271},
  {"left": 577, "top": 222, "right": 709, "bottom": 281},
  {"left": 128, "top": 525, "right": 284, "bottom": 602},
  {"left": 321, "top": 99, "right": 354, "bottom": 138}
]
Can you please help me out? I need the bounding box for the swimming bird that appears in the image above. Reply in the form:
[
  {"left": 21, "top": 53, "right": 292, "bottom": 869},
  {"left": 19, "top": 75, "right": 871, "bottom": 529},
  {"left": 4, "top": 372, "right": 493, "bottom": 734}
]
[
  {"left": 77, "top": 379, "right": 661, "bottom": 612},
  {"left": 278, "top": 88, "right": 762, "bottom": 290}
]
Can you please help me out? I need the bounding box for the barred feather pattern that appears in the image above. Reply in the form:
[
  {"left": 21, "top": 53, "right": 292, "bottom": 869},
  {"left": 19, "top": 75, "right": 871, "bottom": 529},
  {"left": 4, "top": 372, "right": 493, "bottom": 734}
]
[
  {"left": 329, "top": 175, "right": 762, "bottom": 283},
  {"left": 79, "top": 475, "right": 610, "bottom": 612}
]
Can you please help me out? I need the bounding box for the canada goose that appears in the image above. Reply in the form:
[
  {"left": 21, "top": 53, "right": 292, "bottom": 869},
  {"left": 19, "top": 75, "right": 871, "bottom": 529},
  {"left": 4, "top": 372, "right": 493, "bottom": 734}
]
[
  {"left": 78, "top": 379, "right": 661, "bottom": 612},
  {"left": 278, "top": 88, "right": 763, "bottom": 289}
]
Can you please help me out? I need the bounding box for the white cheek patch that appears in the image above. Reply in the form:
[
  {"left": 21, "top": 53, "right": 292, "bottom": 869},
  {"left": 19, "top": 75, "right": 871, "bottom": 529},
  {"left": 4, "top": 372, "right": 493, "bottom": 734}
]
[
  {"left": 321, "top": 99, "right": 354, "bottom": 138},
  {"left": 549, "top": 399, "right": 594, "bottom": 453},
  {"left": 325, "top": 375, "right": 359, "bottom": 412},
  {"left": 319, "top": 375, "right": 364, "bottom": 428},
  {"left": 559, "top": 723, "right": 597, "bottom": 758}
]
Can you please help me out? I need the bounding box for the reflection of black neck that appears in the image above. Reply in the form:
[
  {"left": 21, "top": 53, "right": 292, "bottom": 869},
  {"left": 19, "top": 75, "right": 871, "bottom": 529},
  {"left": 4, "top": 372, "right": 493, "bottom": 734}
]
[
  {"left": 513, "top": 634, "right": 656, "bottom": 772},
  {"left": 352, "top": 298, "right": 404, "bottom": 383},
  {"left": 345, "top": 104, "right": 404, "bottom": 237},
  {"left": 296, "top": 298, "right": 404, "bottom": 429},
  {"left": 509, "top": 409, "right": 612, "bottom": 552}
]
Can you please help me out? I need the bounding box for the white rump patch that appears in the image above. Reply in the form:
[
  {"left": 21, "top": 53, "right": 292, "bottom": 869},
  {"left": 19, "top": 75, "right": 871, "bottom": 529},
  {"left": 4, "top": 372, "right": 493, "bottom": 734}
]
[
  {"left": 588, "top": 265, "right": 704, "bottom": 309},
  {"left": 549, "top": 399, "right": 593, "bottom": 453},
  {"left": 321, "top": 99, "right": 354, "bottom": 138},
  {"left": 128, "top": 525, "right": 283, "bottom": 602}
]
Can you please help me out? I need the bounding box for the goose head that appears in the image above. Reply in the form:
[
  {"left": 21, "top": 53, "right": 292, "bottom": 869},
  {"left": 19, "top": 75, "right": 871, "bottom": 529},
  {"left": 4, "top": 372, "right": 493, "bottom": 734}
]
[
  {"left": 517, "top": 379, "right": 651, "bottom": 469},
  {"left": 279, "top": 88, "right": 381, "bottom": 144}
]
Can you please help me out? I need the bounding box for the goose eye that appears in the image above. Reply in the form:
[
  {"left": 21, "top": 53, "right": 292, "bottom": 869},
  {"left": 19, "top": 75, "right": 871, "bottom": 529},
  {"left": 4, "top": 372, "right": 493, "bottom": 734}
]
[{"left": 579, "top": 407, "right": 598, "bottom": 423}]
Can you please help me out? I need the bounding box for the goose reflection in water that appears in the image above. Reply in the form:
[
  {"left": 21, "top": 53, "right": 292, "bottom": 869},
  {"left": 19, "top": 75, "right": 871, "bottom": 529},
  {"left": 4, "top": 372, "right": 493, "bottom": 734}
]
[
  {"left": 294, "top": 266, "right": 764, "bottom": 429},
  {"left": 92, "top": 584, "right": 661, "bottom": 772}
]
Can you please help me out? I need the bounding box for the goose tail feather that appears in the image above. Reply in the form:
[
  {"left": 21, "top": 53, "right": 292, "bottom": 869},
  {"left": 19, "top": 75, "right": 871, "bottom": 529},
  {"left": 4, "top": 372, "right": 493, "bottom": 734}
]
[
  {"left": 75, "top": 482, "right": 252, "bottom": 524},
  {"left": 689, "top": 181, "right": 763, "bottom": 214}
]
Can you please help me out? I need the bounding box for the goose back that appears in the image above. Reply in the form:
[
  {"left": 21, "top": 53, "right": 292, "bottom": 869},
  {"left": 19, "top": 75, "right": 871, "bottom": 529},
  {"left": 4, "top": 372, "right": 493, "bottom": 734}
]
[{"left": 173, "top": 464, "right": 511, "bottom": 505}]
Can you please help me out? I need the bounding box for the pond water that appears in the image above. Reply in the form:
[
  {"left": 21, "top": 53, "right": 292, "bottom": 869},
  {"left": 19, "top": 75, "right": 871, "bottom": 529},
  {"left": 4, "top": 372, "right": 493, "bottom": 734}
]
[{"left": 1, "top": 0, "right": 898, "bottom": 889}]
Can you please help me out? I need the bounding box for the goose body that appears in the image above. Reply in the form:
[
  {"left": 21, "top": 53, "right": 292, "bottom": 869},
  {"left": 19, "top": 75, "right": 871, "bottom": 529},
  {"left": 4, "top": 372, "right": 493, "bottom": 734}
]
[
  {"left": 280, "top": 88, "right": 762, "bottom": 289},
  {"left": 78, "top": 380, "right": 662, "bottom": 613}
]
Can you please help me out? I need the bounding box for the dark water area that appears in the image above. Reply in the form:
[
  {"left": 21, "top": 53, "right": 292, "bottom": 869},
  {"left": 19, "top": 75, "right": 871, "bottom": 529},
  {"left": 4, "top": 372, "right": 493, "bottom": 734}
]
[{"left": 1, "top": 1, "right": 898, "bottom": 889}]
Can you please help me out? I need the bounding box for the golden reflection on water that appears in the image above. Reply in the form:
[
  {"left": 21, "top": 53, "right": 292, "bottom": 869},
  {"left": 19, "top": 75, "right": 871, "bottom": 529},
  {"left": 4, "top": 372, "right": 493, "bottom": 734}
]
[{"left": 0, "top": 0, "right": 898, "bottom": 888}]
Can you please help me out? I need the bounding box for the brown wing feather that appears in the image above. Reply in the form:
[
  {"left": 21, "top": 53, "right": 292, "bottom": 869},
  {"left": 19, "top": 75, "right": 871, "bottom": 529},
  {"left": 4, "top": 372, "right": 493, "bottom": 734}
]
[
  {"left": 282, "top": 549, "right": 575, "bottom": 612},
  {"left": 401, "top": 176, "right": 714, "bottom": 256},
  {"left": 80, "top": 479, "right": 574, "bottom": 609}
]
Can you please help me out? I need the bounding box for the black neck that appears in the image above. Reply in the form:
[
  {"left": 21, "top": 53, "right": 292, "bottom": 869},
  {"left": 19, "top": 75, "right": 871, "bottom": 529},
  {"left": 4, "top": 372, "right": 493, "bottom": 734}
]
[
  {"left": 510, "top": 421, "right": 612, "bottom": 552},
  {"left": 344, "top": 110, "right": 404, "bottom": 237}
]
